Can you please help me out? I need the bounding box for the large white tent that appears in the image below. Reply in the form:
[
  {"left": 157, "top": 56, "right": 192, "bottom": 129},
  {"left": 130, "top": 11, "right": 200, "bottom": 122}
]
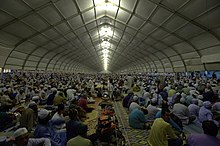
[{"left": 0, "top": 0, "right": 220, "bottom": 73}]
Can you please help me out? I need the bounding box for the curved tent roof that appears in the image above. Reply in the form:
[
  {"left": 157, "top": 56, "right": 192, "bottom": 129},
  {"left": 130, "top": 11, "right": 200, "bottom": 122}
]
[{"left": 0, "top": 0, "right": 220, "bottom": 73}]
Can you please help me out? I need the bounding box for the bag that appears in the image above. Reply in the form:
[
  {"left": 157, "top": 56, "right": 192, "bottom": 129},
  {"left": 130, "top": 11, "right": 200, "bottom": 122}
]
[
  {"left": 97, "top": 115, "right": 116, "bottom": 142},
  {"left": 170, "top": 113, "right": 183, "bottom": 129}
]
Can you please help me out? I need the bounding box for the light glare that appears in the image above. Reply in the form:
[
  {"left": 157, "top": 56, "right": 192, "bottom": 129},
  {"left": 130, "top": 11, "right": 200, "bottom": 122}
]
[{"left": 100, "top": 26, "right": 113, "bottom": 37}]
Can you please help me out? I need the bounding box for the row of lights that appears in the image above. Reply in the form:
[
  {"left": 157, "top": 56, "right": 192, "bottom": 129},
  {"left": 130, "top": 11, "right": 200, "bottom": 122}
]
[{"left": 95, "top": 0, "right": 118, "bottom": 71}]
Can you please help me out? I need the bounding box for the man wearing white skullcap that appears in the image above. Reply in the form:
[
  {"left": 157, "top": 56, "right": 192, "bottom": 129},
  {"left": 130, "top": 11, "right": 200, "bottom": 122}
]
[
  {"left": 13, "top": 127, "right": 51, "bottom": 146},
  {"left": 146, "top": 98, "right": 160, "bottom": 121},
  {"left": 129, "top": 96, "right": 141, "bottom": 112},
  {"left": 34, "top": 109, "right": 67, "bottom": 146},
  {"left": 172, "top": 97, "right": 195, "bottom": 124},
  {"left": 188, "top": 98, "right": 200, "bottom": 120},
  {"left": 199, "top": 101, "right": 219, "bottom": 126}
]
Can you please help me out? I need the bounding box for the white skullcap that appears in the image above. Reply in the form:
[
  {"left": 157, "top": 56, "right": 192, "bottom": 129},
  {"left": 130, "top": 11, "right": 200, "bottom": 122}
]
[
  {"left": 133, "top": 96, "right": 139, "bottom": 101},
  {"left": 28, "top": 101, "right": 36, "bottom": 107},
  {"left": 32, "top": 96, "right": 39, "bottom": 101},
  {"left": 38, "top": 109, "right": 50, "bottom": 119},
  {"left": 191, "top": 98, "right": 198, "bottom": 104},
  {"left": 51, "top": 88, "right": 57, "bottom": 92},
  {"left": 203, "top": 101, "right": 211, "bottom": 109},
  {"left": 198, "top": 95, "right": 203, "bottom": 99},
  {"left": 3, "top": 88, "right": 8, "bottom": 92},
  {"left": 176, "top": 92, "right": 180, "bottom": 96},
  {"left": 151, "top": 98, "right": 157, "bottom": 104},
  {"left": 0, "top": 136, "right": 7, "bottom": 142},
  {"left": 181, "top": 93, "right": 186, "bottom": 98},
  {"left": 180, "top": 97, "right": 186, "bottom": 103},
  {"left": 151, "top": 89, "right": 155, "bottom": 94},
  {"left": 13, "top": 128, "right": 28, "bottom": 139}
]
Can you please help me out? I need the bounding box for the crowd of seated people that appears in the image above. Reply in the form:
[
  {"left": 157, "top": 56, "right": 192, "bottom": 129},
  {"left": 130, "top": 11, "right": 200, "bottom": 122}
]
[
  {"left": 0, "top": 71, "right": 220, "bottom": 146},
  {"left": 121, "top": 72, "right": 220, "bottom": 145}
]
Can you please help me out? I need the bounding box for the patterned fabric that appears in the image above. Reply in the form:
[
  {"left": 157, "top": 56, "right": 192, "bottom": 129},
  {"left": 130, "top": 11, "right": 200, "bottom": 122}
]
[{"left": 114, "top": 102, "right": 150, "bottom": 146}]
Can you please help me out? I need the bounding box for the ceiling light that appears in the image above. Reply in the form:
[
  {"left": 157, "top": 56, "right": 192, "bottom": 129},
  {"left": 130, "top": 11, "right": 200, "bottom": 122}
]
[
  {"left": 97, "top": 3, "right": 118, "bottom": 11},
  {"left": 94, "top": 0, "right": 105, "bottom": 6},
  {"left": 99, "top": 25, "right": 113, "bottom": 37},
  {"left": 101, "top": 40, "right": 110, "bottom": 49},
  {"left": 102, "top": 49, "right": 109, "bottom": 54},
  {"left": 104, "top": 57, "right": 108, "bottom": 71},
  {"left": 95, "top": 0, "right": 118, "bottom": 11}
]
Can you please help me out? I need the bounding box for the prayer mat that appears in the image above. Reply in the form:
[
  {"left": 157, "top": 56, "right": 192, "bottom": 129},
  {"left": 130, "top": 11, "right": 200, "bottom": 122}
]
[
  {"left": 84, "top": 98, "right": 102, "bottom": 135},
  {"left": 114, "top": 101, "right": 150, "bottom": 146}
]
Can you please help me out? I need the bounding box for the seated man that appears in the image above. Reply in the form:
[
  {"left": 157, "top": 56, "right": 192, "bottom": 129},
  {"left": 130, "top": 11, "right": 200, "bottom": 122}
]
[
  {"left": 149, "top": 108, "right": 182, "bottom": 146},
  {"left": 199, "top": 101, "right": 219, "bottom": 126},
  {"left": 19, "top": 101, "right": 38, "bottom": 132},
  {"left": 128, "top": 107, "right": 148, "bottom": 129},
  {"left": 128, "top": 96, "right": 141, "bottom": 113},
  {"left": 51, "top": 104, "right": 66, "bottom": 131},
  {"left": 122, "top": 91, "right": 134, "bottom": 108},
  {"left": 77, "top": 95, "right": 94, "bottom": 113},
  {"left": 172, "top": 97, "right": 195, "bottom": 124},
  {"left": 66, "top": 108, "right": 83, "bottom": 141},
  {"left": 34, "top": 109, "right": 66, "bottom": 146},
  {"left": 13, "top": 127, "right": 51, "bottom": 146},
  {"left": 53, "top": 91, "right": 67, "bottom": 106},
  {"left": 187, "top": 120, "right": 220, "bottom": 146},
  {"left": 146, "top": 98, "right": 160, "bottom": 121},
  {"left": 67, "top": 124, "right": 92, "bottom": 146}
]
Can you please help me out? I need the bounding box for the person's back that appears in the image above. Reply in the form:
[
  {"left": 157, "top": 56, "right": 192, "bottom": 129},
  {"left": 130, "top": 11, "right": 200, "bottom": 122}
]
[
  {"left": 128, "top": 108, "right": 147, "bottom": 129},
  {"left": 66, "top": 119, "right": 82, "bottom": 140},
  {"left": 188, "top": 103, "right": 200, "bottom": 117},
  {"left": 34, "top": 109, "right": 66, "bottom": 146},
  {"left": 146, "top": 103, "right": 159, "bottom": 121},
  {"left": 187, "top": 134, "right": 220, "bottom": 146},
  {"left": 67, "top": 135, "right": 92, "bottom": 146},
  {"left": 199, "top": 101, "right": 213, "bottom": 123},
  {"left": 122, "top": 93, "right": 132, "bottom": 108},
  {"left": 173, "top": 103, "right": 190, "bottom": 118},
  {"left": 149, "top": 118, "right": 177, "bottom": 146},
  {"left": 19, "top": 102, "right": 37, "bottom": 132},
  {"left": 47, "top": 93, "right": 55, "bottom": 105},
  {"left": 129, "top": 101, "right": 140, "bottom": 112},
  {"left": 53, "top": 95, "right": 66, "bottom": 106},
  {"left": 187, "top": 120, "right": 220, "bottom": 146},
  {"left": 78, "top": 97, "right": 88, "bottom": 110},
  {"left": 19, "top": 108, "right": 35, "bottom": 132},
  {"left": 168, "top": 89, "right": 176, "bottom": 97},
  {"left": 67, "top": 123, "right": 93, "bottom": 146},
  {"left": 182, "top": 87, "right": 190, "bottom": 95}
]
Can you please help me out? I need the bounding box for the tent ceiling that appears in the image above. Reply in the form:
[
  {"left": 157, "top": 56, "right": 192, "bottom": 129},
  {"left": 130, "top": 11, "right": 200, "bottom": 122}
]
[{"left": 0, "top": 0, "right": 220, "bottom": 73}]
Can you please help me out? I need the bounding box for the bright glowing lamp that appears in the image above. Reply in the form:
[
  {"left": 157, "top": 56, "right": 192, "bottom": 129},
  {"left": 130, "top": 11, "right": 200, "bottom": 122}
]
[
  {"left": 99, "top": 26, "right": 113, "bottom": 37},
  {"left": 101, "top": 40, "right": 110, "bottom": 49}
]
